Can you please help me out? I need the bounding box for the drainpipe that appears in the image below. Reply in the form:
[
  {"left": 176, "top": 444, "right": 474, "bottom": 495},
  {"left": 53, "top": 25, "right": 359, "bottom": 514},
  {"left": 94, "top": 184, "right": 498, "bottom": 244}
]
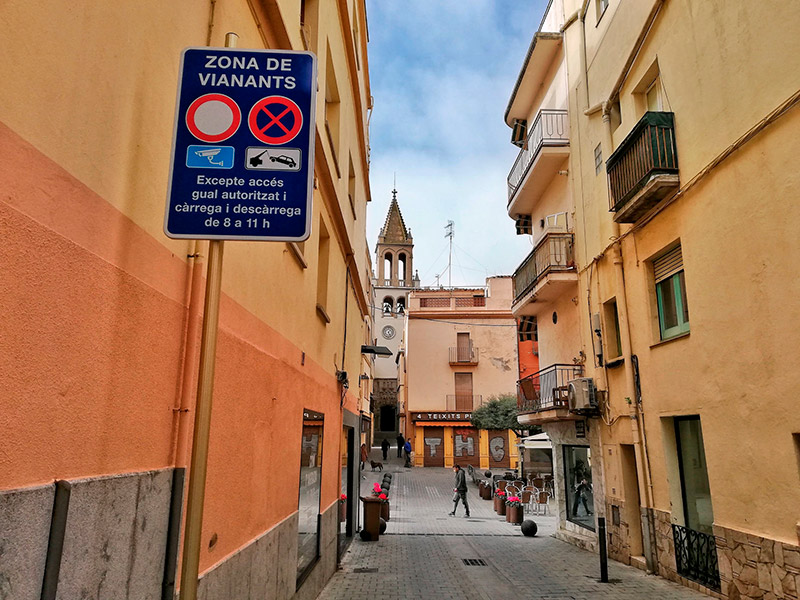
[
  {"left": 579, "top": 0, "right": 592, "bottom": 110},
  {"left": 603, "top": 106, "right": 657, "bottom": 571},
  {"left": 171, "top": 241, "right": 205, "bottom": 468}
]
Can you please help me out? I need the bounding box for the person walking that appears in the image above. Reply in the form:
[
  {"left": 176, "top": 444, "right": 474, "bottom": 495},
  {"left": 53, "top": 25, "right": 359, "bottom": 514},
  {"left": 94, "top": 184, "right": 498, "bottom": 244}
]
[
  {"left": 403, "top": 439, "right": 413, "bottom": 468},
  {"left": 396, "top": 433, "right": 404, "bottom": 458},
  {"left": 360, "top": 443, "right": 368, "bottom": 471},
  {"left": 449, "top": 464, "right": 470, "bottom": 518},
  {"left": 381, "top": 438, "right": 390, "bottom": 460}
]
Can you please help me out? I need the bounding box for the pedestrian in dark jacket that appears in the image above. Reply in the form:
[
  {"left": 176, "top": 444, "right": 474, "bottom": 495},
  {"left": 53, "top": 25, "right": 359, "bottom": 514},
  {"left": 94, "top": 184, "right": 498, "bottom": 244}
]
[
  {"left": 360, "top": 443, "right": 368, "bottom": 471},
  {"left": 381, "top": 438, "right": 390, "bottom": 460},
  {"left": 403, "top": 439, "right": 412, "bottom": 468},
  {"left": 396, "top": 434, "right": 405, "bottom": 458},
  {"left": 449, "top": 464, "right": 470, "bottom": 517}
]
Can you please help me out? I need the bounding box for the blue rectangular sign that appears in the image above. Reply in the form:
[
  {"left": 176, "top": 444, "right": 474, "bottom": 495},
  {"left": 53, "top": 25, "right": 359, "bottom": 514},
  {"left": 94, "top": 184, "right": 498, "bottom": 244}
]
[{"left": 164, "top": 48, "right": 317, "bottom": 241}]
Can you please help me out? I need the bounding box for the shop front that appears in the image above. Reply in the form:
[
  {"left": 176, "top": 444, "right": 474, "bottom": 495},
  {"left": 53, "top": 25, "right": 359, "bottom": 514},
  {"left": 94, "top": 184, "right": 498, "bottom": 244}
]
[{"left": 409, "top": 412, "right": 518, "bottom": 469}]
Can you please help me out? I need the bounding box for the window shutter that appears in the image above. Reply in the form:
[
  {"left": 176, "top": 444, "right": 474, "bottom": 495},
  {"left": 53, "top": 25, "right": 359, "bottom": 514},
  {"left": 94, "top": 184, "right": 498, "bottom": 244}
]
[
  {"left": 511, "top": 119, "right": 527, "bottom": 147},
  {"left": 515, "top": 215, "right": 532, "bottom": 235},
  {"left": 653, "top": 245, "right": 683, "bottom": 283}
]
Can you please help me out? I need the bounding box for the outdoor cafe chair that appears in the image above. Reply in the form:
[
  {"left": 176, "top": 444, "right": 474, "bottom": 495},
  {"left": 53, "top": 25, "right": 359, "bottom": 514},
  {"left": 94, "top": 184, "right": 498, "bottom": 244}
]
[
  {"left": 534, "top": 490, "right": 550, "bottom": 515},
  {"left": 506, "top": 485, "right": 520, "bottom": 497},
  {"left": 520, "top": 489, "right": 533, "bottom": 513}
]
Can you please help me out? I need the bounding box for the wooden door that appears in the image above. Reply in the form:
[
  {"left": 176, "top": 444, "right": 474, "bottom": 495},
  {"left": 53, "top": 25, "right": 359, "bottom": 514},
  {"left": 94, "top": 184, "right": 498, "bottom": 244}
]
[
  {"left": 452, "top": 428, "right": 480, "bottom": 467},
  {"left": 488, "top": 430, "right": 510, "bottom": 469},
  {"left": 454, "top": 372, "right": 473, "bottom": 410},
  {"left": 423, "top": 427, "right": 445, "bottom": 467},
  {"left": 456, "top": 332, "right": 471, "bottom": 362}
]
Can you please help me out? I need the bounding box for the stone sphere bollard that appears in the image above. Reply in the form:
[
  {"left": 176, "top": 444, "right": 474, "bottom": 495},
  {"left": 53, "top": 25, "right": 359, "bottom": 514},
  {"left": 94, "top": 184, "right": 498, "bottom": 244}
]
[
  {"left": 521, "top": 520, "right": 538, "bottom": 537},
  {"left": 379, "top": 518, "right": 387, "bottom": 534}
]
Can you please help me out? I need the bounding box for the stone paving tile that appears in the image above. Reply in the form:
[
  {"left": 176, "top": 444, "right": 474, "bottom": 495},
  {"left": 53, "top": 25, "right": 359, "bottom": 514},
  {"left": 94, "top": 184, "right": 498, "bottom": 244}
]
[{"left": 322, "top": 455, "right": 707, "bottom": 600}]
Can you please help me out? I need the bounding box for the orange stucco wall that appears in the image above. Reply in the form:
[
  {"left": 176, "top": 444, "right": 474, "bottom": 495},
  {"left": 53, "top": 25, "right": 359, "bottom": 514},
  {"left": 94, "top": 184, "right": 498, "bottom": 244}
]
[{"left": 0, "top": 121, "right": 350, "bottom": 572}]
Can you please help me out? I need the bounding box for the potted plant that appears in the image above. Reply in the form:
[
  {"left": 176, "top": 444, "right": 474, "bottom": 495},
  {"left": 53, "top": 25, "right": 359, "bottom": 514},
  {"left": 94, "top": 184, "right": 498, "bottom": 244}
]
[
  {"left": 339, "top": 494, "right": 347, "bottom": 522},
  {"left": 505, "top": 495, "right": 523, "bottom": 524},
  {"left": 494, "top": 489, "right": 507, "bottom": 515},
  {"left": 378, "top": 491, "right": 389, "bottom": 520}
]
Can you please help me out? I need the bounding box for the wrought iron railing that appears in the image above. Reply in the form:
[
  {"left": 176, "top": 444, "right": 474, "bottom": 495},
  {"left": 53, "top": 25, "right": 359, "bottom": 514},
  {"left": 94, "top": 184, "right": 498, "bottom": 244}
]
[
  {"left": 512, "top": 233, "right": 575, "bottom": 302},
  {"left": 672, "top": 524, "right": 720, "bottom": 590},
  {"left": 507, "top": 109, "right": 569, "bottom": 202},
  {"left": 445, "top": 395, "right": 483, "bottom": 411},
  {"left": 449, "top": 347, "right": 479, "bottom": 365},
  {"left": 517, "top": 364, "right": 583, "bottom": 413},
  {"left": 606, "top": 112, "right": 678, "bottom": 212}
]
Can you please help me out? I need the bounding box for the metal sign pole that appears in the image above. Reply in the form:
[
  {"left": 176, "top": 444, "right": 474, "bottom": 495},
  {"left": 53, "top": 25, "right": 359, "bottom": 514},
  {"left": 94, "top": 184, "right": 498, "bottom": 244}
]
[{"left": 178, "top": 33, "right": 237, "bottom": 600}]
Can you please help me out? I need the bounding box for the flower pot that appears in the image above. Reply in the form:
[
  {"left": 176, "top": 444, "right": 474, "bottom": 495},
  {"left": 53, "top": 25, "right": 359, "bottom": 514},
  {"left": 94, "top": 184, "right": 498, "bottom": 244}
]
[
  {"left": 380, "top": 500, "right": 390, "bottom": 521},
  {"left": 507, "top": 505, "right": 523, "bottom": 524},
  {"left": 494, "top": 497, "right": 506, "bottom": 515},
  {"left": 339, "top": 501, "right": 347, "bottom": 522}
]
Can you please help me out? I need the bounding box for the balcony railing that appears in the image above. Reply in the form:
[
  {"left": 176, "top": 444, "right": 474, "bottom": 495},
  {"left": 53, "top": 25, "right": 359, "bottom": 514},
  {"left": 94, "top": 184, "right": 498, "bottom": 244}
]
[
  {"left": 672, "top": 524, "right": 720, "bottom": 590},
  {"left": 446, "top": 395, "right": 483, "bottom": 411},
  {"left": 606, "top": 111, "right": 678, "bottom": 213},
  {"left": 507, "top": 109, "right": 569, "bottom": 202},
  {"left": 449, "top": 346, "right": 479, "bottom": 365},
  {"left": 513, "top": 232, "right": 575, "bottom": 302},
  {"left": 517, "top": 364, "right": 583, "bottom": 413}
]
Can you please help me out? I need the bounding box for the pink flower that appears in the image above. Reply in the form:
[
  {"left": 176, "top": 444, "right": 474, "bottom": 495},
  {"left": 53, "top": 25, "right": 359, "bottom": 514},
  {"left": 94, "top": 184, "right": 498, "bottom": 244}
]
[
  {"left": 379, "top": 493, "right": 387, "bottom": 500},
  {"left": 340, "top": 494, "right": 347, "bottom": 501}
]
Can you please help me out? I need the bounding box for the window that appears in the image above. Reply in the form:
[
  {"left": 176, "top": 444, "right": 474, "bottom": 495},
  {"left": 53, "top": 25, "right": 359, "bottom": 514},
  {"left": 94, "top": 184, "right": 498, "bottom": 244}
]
[
  {"left": 297, "top": 409, "right": 324, "bottom": 582},
  {"left": 324, "top": 44, "right": 341, "bottom": 170},
  {"left": 654, "top": 245, "right": 689, "bottom": 340},
  {"left": 316, "top": 219, "right": 330, "bottom": 321},
  {"left": 594, "top": 143, "right": 603, "bottom": 175},
  {"left": 347, "top": 154, "right": 357, "bottom": 219},
  {"left": 674, "top": 417, "right": 713, "bottom": 534},
  {"left": 602, "top": 298, "right": 623, "bottom": 359},
  {"left": 564, "top": 445, "right": 594, "bottom": 531},
  {"left": 596, "top": 0, "right": 609, "bottom": 23},
  {"left": 646, "top": 77, "right": 663, "bottom": 111}
]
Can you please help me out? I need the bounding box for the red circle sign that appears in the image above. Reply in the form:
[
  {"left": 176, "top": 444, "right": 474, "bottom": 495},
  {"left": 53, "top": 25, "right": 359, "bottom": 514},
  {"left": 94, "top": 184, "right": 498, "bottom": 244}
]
[
  {"left": 185, "top": 94, "right": 241, "bottom": 142},
  {"left": 248, "top": 96, "right": 303, "bottom": 145}
]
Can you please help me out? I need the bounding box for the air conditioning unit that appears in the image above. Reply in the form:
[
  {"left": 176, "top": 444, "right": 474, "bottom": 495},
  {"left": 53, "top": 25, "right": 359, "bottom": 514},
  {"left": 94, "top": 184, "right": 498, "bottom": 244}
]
[{"left": 568, "top": 378, "right": 598, "bottom": 414}]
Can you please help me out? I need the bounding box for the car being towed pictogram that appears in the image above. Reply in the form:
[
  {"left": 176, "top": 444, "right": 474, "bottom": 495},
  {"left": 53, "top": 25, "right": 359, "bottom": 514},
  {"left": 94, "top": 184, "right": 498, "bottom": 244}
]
[{"left": 270, "top": 155, "right": 296, "bottom": 168}]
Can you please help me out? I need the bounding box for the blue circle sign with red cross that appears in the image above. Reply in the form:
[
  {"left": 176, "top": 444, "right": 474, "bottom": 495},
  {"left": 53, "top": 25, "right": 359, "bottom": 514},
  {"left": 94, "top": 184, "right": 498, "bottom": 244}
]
[
  {"left": 165, "top": 48, "right": 317, "bottom": 241},
  {"left": 248, "top": 96, "right": 303, "bottom": 145}
]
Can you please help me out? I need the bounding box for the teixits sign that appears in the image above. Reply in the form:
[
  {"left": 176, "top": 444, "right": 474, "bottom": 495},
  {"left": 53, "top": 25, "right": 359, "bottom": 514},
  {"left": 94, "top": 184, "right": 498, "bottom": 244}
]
[{"left": 411, "top": 412, "right": 472, "bottom": 422}]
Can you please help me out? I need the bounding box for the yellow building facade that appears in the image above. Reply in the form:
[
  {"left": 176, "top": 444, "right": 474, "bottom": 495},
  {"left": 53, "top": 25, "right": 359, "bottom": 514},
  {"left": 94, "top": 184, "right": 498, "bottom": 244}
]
[
  {"left": 0, "top": 1, "right": 374, "bottom": 598},
  {"left": 506, "top": 1, "right": 800, "bottom": 598}
]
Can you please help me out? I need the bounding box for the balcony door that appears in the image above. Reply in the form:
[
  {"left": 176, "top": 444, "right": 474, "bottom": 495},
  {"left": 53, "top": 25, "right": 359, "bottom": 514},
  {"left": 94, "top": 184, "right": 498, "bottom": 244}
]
[
  {"left": 454, "top": 372, "right": 473, "bottom": 411},
  {"left": 456, "top": 332, "right": 471, "bottom": 362}
]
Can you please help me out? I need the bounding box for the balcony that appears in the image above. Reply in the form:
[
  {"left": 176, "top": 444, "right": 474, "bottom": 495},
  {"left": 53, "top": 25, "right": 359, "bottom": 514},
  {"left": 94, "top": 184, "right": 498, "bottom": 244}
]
[
  {"left": 606, "top": 111, "right": 679, "bottom": 223},
  {"left": 446, "top": 395, "right": 483, "bottom": 411},
  {"left": 507, "top": 109, "right": 569, "bottom": 216},
  {"left": 517, "top": 364, "right": 583, "bottom": 425},
  {"left": 449, "top": 346, "right": 479, "bottom": 365},
  {"left": 512, "top": 232, "right": 577, "bottom": 315}
]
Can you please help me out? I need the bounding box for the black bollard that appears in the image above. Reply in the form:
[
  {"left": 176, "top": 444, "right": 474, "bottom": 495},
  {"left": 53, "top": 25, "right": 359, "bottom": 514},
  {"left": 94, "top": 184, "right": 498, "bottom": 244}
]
[{"left": 598, "top": 517, "right": 608, "bottom": 583}]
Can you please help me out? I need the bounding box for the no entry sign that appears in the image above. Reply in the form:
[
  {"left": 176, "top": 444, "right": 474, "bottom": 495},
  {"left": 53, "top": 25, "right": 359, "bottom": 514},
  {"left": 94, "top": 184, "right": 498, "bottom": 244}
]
[{"left": 165, "top": 48, "right": 317, "bottom": 241}]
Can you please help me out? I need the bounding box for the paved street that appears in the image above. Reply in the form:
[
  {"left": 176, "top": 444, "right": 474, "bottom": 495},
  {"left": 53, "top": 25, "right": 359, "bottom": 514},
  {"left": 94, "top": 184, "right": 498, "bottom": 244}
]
[{"left": 320, "top": 451, "right": 706, "bottom": 600}]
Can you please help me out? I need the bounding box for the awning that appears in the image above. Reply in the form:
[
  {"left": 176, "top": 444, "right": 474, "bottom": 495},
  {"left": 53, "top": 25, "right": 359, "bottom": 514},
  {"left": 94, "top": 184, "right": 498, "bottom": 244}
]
[{"left": 518, "top": 432, "right": 552, "bottom": 450}]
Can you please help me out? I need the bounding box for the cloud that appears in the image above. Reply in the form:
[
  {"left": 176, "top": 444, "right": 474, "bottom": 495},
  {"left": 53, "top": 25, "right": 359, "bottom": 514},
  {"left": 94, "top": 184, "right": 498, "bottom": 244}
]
[{"left": 366, "top": 0, "right": 549, "bottom": 288}]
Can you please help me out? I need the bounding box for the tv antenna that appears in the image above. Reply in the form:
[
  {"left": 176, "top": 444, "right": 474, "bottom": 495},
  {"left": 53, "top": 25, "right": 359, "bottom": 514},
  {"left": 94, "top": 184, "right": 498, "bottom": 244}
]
[{"left": 444, "top": 220, "right": 454, "bottom": 287}]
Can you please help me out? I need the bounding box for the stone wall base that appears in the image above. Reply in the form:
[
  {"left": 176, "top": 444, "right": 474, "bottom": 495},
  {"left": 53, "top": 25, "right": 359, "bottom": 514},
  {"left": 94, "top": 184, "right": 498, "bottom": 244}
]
[{"left": 197, "top": 501, "right": 339, "bottom": 600}]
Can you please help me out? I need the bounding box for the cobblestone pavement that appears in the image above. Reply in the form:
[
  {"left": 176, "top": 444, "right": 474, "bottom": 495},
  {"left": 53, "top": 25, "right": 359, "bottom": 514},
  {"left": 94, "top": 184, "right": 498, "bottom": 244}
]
[{"left": 321, "top": 452, "right": 706, "bottom": 600}]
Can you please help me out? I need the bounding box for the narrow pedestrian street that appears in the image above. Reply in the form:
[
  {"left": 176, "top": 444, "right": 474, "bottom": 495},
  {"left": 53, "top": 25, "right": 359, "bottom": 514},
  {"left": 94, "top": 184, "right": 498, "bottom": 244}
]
[{"left": 320, "top": 452, "right": 706, "bottom": 600}]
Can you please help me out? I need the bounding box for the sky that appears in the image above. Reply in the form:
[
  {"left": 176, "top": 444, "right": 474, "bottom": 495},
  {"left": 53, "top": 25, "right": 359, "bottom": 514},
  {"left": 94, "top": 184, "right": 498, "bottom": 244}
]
[{"left": 365, "top": 0, "right": 550, "bottom": 288}]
